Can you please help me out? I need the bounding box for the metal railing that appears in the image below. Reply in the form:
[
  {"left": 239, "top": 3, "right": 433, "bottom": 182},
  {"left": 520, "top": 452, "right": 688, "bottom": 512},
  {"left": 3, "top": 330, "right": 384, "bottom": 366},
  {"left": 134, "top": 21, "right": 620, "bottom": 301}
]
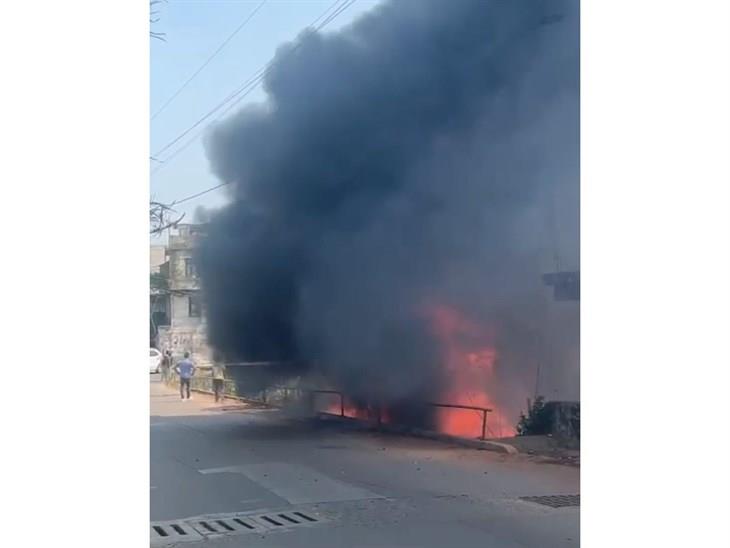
[
  {"left": 162, "top": 366, "right": 494, "bottom": 440},
  {"left": 425, "top": 402, "right": 493, "bottom": 440},
  {"left": 309, "top": 389, "right": 493, "bottom": 440}
]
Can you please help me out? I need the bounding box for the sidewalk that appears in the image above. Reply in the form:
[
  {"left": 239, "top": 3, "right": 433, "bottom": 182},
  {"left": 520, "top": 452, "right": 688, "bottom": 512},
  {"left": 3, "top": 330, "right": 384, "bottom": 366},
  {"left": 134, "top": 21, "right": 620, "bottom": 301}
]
[
  {"left": 150, "top": 375, "right": 244, "bottom": 417},
  {"left": 151, "top": 375, "right": 579, "bottom": 466},
  {"left": 493, "top": 435, "right": 580, "bottom": 467}
]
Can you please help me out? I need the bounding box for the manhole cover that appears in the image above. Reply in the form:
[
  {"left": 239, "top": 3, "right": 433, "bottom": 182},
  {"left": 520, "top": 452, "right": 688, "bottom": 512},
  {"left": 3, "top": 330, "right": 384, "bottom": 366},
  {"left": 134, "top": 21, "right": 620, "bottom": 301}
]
[
  {"left": 191, "top": 516, "right": 261, "bottom": 535},
  {"left": 152, "top": 510, "right": 324, "bottom": 544},
  {"left": 520, "top": 494, "right": 580, "bottom": 508},
  {"left": 150, "top": 521, "right": 203, "bottom": 545},
  {"left": 190, "top": 510, "right": 322, "bottom": 536}
]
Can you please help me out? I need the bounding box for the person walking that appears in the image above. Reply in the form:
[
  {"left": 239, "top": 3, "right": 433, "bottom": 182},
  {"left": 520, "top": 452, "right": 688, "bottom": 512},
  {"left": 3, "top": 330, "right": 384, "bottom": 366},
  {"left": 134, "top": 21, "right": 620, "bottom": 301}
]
[
  {"left": 161, "top": 349, "right": 172, "bottom": 381},
  {"left": 174, "top": 351, "right": 196, "bottom": 400},
  {"left": 211, "top": 353, "right": 226, "bottom": 404}
]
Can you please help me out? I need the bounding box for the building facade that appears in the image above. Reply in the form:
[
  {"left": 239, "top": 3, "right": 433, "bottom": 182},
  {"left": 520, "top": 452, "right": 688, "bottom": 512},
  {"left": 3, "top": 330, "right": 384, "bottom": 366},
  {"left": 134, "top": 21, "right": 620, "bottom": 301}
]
[
  {"left": 150, "top": 245, "right": 167, "bottom": 273},
  {"left": 150, "top": 245, "right": 170, "bottom": 345},
  {"left": 154, "top": 224, "right": 212, "bottom": 365}
]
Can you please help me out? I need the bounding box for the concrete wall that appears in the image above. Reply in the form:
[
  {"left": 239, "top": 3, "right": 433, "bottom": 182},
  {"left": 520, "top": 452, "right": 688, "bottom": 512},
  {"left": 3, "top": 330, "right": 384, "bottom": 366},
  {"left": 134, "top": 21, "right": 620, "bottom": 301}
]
[
  {"left": 168, "top": 250, "right": 199, "bottom": 292},
  {"left": 170, "top": 294, "right": 202, "bottom": 327},
  {"left": 543, "top": 401, "right": 580, "bottom": 442},
  {"left": 150, "top": 245, "right": 166, "bottom": 273},
  {"left": 157, "top": 324, "right": 211, "bottom": 366}
]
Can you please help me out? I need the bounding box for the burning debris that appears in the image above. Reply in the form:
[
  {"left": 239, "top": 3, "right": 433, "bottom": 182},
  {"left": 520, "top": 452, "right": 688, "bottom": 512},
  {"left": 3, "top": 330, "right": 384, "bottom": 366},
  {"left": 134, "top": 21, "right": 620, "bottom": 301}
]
[{"left": 197, "top": 0, "right": 579, "bottom": 436}]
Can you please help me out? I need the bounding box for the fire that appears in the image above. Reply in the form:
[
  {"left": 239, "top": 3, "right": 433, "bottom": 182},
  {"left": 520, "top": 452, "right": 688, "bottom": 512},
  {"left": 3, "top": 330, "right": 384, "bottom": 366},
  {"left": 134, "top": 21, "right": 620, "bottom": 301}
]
[
  {"left": 426, "top": 305, "right": 515, "bottom": 438},
  {"left": 314, "top": 304, "right": 515, "bottom": 439},
  {"left": 320, "top": 394, "right": 388, "bottom": 423}
]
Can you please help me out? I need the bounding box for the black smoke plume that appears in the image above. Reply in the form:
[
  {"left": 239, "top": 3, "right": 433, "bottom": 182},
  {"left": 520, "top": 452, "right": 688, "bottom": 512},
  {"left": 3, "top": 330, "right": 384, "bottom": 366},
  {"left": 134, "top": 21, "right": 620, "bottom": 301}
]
[{"left": 198, "top": 0, "right": 579, "bottom": 426}]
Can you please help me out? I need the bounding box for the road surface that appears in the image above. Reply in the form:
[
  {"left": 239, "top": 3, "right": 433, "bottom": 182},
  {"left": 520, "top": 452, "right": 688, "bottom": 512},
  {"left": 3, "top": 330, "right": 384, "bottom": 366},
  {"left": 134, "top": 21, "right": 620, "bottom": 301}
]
[{"left": 150, "top": 375, "right": 579, "bottom": 547}]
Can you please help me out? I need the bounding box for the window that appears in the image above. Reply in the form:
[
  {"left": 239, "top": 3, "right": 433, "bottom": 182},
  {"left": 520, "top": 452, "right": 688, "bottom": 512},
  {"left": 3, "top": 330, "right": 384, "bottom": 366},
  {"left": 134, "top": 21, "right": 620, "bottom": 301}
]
[
  {"left": 184, "top": 258, "right": 197, "bottom": 278},
  {"left": 188, "top": 295, "right": 202, "bottom": 317}
]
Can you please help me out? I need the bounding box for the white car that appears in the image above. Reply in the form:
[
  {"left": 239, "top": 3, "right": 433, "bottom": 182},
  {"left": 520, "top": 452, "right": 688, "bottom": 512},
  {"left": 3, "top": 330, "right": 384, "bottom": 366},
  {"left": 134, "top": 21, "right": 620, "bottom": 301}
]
[{"left": 150, "top": 348, "right": 163, "bottom": 374}]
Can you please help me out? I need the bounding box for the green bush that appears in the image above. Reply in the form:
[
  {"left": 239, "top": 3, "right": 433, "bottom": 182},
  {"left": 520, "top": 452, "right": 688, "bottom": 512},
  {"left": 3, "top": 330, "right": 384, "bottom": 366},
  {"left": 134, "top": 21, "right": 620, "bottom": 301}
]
[{"left": 516, "top": 396, "right": 552, "bottom": 436}]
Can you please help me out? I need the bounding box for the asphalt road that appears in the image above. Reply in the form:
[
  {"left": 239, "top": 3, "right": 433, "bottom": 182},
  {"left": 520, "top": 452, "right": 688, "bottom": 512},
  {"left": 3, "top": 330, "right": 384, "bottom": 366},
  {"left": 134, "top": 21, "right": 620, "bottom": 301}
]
[{"left": 150, "top": 374, "right": 579, "bottom": 547}]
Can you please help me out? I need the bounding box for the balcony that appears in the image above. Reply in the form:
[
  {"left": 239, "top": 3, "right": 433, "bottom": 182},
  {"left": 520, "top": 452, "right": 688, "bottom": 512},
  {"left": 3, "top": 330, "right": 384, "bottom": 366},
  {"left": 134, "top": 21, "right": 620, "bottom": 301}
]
[
  {"left": 168, "top": 234, "right": 199, "bottom": 251},
  {"left": 169, "top": 278, "right": 200, "bottom": 291}
]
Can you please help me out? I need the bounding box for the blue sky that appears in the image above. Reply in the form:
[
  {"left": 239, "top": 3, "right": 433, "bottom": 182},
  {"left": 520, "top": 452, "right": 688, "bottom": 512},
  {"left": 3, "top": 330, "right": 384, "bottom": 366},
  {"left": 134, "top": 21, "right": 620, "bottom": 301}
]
[{"left": 150, "top": 0, "right": 381, "bottom": 240}]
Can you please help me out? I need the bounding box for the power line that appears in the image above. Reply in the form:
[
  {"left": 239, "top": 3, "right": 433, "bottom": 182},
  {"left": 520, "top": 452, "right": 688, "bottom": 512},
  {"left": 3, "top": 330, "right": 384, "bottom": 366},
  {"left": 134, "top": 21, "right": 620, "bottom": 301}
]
[
  {"left": 151, "top": 60, "right": 265, "bottom": 159},
  {"left": 167, "top": 147, "right": 356, "bottom": 208},
  {"left": 153, "top": 0, "right": 359, "bottom": 209},
  {"left": 311, "top": 0, "right": 349, "bottom": 28},
  {"left": 318, "top": 0, "right": 357, "bottom": 29},
  {"left": 172, "top": 182, "right": 233, "bottom": 206},
  {"left": 151, "top": 1, "right": 342, "bottom": 159},
  {"left": 151, "top": 69, "right": 266, "bottom": 175},
  {"left": 211, "top": 0, "right": 358, "bottom": 119},
  {"left": 151, "top": 67, "right": 267, "bottom": 175},
  {"left": 151, "top": 0, "right": 356, "bottom": 163},
  {"left": 151, "top": 0, "right": 269, "bottom": 121}
]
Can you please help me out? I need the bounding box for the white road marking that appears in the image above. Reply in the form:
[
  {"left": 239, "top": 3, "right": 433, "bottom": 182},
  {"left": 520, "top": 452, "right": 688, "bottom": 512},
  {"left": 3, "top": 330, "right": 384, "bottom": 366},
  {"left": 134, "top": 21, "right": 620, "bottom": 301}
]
[
  {"left": 199, "top": 465, "right": 245, "bottom": 475},
  {"left": 199, "top": 462, "right": 383, "bottom": 504}
]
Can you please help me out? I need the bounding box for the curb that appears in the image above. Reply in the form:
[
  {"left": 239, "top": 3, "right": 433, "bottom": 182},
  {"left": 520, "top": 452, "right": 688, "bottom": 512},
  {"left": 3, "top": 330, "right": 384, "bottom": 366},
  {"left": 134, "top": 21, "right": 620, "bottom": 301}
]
[
  {"left": 162, "top": 378, "right": 519, "bottom": 455},
  {"left": 315, "top": 412, "right": 519, "bottom": 455}
]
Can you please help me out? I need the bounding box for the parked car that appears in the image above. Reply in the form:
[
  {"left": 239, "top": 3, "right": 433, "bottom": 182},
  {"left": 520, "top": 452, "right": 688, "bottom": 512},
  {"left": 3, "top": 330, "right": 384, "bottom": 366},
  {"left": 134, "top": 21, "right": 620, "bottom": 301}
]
[{"left": 150, "top": 348, "right": 163, "bottom": 374}]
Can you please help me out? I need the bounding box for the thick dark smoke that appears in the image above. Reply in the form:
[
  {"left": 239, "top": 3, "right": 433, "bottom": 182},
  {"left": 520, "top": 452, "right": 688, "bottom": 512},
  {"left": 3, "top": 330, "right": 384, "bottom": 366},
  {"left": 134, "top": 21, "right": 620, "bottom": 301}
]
[
  {"left": 198, "top": 0, "right": 579, "bottom": 426},
  {"left": 193, "top": 205, "right": 214, "bottom": 224}
]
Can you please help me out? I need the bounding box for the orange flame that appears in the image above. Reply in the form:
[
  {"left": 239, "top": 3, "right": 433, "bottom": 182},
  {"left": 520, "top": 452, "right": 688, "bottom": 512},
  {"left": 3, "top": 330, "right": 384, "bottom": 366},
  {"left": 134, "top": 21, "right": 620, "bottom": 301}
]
[
  {"left": 319, "top": 394, "right": 389, "bottom": 423},
  {"left": 426, "top": 304, "right": 515, "bottom": 438},
  {"left": 314, "top": 304, "right": 515, "bottom": 438}
]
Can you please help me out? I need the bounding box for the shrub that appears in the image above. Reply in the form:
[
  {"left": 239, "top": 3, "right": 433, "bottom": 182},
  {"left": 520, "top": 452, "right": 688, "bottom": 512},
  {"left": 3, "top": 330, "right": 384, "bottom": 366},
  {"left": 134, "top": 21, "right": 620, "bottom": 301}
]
[{"left": 516, "top": 396, "right": 552, "bottom": 436}]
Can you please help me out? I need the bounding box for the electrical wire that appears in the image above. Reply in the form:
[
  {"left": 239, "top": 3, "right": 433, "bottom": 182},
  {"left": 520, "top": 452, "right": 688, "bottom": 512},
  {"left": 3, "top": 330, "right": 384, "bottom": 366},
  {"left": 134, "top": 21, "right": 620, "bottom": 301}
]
[
  {"left": 151, "top": 0, "right": 269, "bottom": 121},
  {"left": 151, "top": 0, "right": 356, "bottom": 162}
]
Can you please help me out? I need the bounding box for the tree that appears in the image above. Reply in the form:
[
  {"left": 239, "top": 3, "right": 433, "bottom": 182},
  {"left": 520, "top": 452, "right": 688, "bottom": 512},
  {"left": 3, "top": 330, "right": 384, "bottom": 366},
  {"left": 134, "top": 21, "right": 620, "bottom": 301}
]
[
  {"left": 149, "top": 2, "right": 177, "bottom": 235},
  {"left": 150, "top": 1, "right": 167, "bottom": 42},
  {"left": 150, "top": 272, "right": 170, "bottom": 344},
  {"left": 150, "top": 271, "right": 169, "bottom": 292},
  {"left": 150, "top": 200, "right": 185, "bottom": 235}
]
